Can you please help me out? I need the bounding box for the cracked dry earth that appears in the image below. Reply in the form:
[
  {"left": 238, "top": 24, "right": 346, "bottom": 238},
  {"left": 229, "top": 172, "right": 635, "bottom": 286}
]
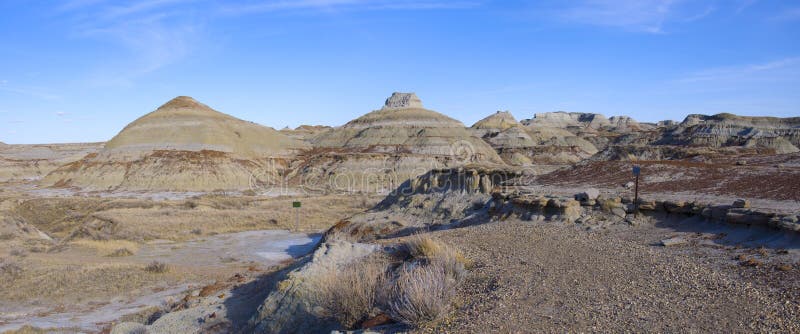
[{"left": 427, "top": 220, "right": 800, "bottom": 333}]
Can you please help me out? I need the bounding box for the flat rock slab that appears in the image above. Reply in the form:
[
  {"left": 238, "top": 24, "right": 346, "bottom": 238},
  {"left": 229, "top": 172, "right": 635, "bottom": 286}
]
[{"left": 660, "top": 237, "right": 688, "bottom": 247}]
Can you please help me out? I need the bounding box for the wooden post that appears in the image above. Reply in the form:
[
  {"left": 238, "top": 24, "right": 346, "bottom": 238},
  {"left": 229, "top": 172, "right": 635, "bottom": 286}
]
[{"left": 292, "top": 201, "right": 301, "bottom": 232}]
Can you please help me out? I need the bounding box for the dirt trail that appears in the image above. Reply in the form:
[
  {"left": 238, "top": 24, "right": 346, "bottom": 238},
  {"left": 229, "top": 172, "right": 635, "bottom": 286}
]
[{"left": 432, "top": 219, "right": 800, "bottom": 333}]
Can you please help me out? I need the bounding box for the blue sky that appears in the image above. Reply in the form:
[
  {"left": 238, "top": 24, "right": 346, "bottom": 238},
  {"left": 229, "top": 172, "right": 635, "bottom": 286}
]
[{"left": 1, "top": 0, "right": 798, "bottom": 144}]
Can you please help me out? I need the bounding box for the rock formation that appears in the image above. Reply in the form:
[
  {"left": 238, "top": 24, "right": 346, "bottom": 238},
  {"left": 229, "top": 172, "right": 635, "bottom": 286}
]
[
  {"left": 43, "top": 96, "right": 309, "bottom": 191},
  {"left": 0, "top": 143, "right": 103, "bottom": 182},
  {"left": 659, "top": 113, "right": 800, "bottom": 153},
  {"left": 471, "top": 111, "right": 536, "bottom": 165},
  {"left": 279, "top": 125, "right": 333, "bottom": 142},
  {"left": 301, "top": 93, "right": 503, "bottom": 192}
]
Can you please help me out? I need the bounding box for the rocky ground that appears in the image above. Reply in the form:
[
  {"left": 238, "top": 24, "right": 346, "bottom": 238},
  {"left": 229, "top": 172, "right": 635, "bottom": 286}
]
[
  {"left": 532, "top": 153, "right": 800, "bottom": 202},
  {"left": 430, "top": 218, "right": 799, "bottom": 333}
]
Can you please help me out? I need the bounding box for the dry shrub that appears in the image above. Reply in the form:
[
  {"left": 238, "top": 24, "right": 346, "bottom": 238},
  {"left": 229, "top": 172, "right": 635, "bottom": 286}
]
[
  {"left": 3, "top": 325, "right": 53, "bottom": 334},
  {"left": 404, "top": 234, "right": 471, "bottom": 279},
  {"left": 306, "top": 256, "right": 388, "bottom": 328},
  {"left": 405, "top": 234, "right": 446, "bottom": 259},
  {"left": 0, "top": 232, "right": 15, "bottom": 240},
  {"left": 71, "top": 239, "right": 140, "bottom": 254},
  {"left": 295, "top": 237, "right": 472, "bottom": 330},
  {"left": 387, "top": 261, "right": 457, "bottom": 327},
  {"left": 107, "top": 248, "right": 134, "bottom": 257},
  {"left": 599, "top": 198, "right": 622, "bottom": 213},
  {"left": 1, "top": 260, "right": 23, "bottom": 278},
  {"left": 9, "top": 248, "right": 27, "bottom": 257},
  {"left": 144, "top": 261, "right": 169, "bottom": 273}
]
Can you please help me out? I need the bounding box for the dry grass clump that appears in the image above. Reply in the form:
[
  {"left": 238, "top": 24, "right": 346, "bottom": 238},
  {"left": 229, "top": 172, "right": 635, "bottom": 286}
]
[
  {"left": 405, "top": 234, "right": 472, "bottom": 278},
  {"left": 1, "top": 259, "right": 23, "bottom": 278},
  {"left": 737, "top": 254, "right": 763, "bottom": 267},
  {"left": 387, "top": 262, "right": 457, "bottom": 326},
  {"left": 3, "top": 325, "right": 61, "bottom": 334},
  {"left": 107, "top": 248, "right": 135, "bottom": 257},
  {"left": 144, "top": 261, "right": 169, "bottom": 273},
  {"left": 388, "top": 235, "right": 469, "bottom": 325},
  {"left": 9, "top": 248, "right": 27, "bottom": 257},
  {"left": 303, "top": 236, "right": 470, "bottom": 330},
  {"left": 0, "top": 263, "right": 183, "bottom": 303},
  {"left": 71, "top": 239, "right": 139, "bottom": 255},
  {"left": 307, "top": 256, "right": 388, "bottom": 328}
]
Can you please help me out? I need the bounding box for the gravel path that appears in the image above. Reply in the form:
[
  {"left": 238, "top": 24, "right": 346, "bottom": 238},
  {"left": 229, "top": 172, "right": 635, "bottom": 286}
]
[{"left": 429, "top": 220, "right": 800, "bottom": 333}]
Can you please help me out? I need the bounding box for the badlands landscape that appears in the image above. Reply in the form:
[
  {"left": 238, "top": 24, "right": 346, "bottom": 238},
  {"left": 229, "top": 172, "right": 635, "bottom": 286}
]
[{"left": 0, "top": 92, "right": 798, "bottom": 333}]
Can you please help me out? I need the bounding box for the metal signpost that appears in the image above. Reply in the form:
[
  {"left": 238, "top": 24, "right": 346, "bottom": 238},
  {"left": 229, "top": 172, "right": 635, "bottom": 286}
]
[
  {"left": 292, "top": 201, "right": 301, "bottom": 232},
  {"left": 632, "top": 166, "right": 641, "bottom": 216}
]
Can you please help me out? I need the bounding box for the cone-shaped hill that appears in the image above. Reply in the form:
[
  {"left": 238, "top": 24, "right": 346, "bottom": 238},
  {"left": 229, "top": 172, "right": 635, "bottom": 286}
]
[
  {"left": 470, "top": 110, "right": 599, "bottom": 170},
  {"left": 299, "top": 93, "right": 503, "bottom": 192},
  {"left": 104, "top": 96, "right": 306, "bottom": 158},
  {"left": 313, "top": 92, "right": 501, "bottom": 160},
  {"left": 43, "top": 96, "right": 309, "bottom": 191}
]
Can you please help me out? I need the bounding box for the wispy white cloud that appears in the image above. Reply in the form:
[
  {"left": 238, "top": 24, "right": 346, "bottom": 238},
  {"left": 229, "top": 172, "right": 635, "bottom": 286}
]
[
  {"left": 772, "top": 7, "right": 800, "bottom": 21},
  {"left": 547, "top": 0, "right": 718, "bottom": 33},
  {"left": 57, "top": 1, "right": 203, "bottom": 86},
  {"left": 556, "top": 0, "right": 679, "bottom": 33},
  {"left": 683, "top": 5, "right": 715, "bottom": 22},
  {"left": 221, "top": 0, "right": 478, "bottom": 15},
  {"left": 677, "top": 57, "right": 800, "bottom": 83},
  {"left": 55, "top": 0, "right": 474, "bottom": 86},
  {"left": 363, "top": 1, "right": 479, "bottom": 10},
  {"left": 735, "top": 0, "right": 758, "bottom": 14},
  {"left": 0, "top": 80, "right": 61, "bottom": 100}
]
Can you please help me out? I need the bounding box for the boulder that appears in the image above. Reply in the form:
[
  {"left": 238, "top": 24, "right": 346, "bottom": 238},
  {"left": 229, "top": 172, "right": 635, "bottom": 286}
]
[
  {"left": 110, "top": 322, "right": 148, "bottom": 334},
  {"left": 778, "top": 216, "right": 800, "bottom": 232},
  {"left": 611, "top": 207, "right": 628, "bottom": 218},
  {"left": 575, "top": 188, "right": 600, "bottom": 202},
  {"left": 660, "top": 237, "right": 687, "bottom": 247},
  {"left": 732, "top": 199, "right": 750, "bottom": 208},
  {"left": 726, "top": 209, "right": 771, "bottom": 226},
  {"left": 638, "top": 200, "right": 658, "bottom": 211},
  {"left": 663, "top": 201, "right": 690, "bottom": 214}
]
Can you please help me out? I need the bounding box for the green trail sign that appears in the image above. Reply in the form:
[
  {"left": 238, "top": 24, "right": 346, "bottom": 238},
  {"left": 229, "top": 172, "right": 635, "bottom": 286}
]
[{"left": 292, "top": 201, "right": 301, "bottom": 232}]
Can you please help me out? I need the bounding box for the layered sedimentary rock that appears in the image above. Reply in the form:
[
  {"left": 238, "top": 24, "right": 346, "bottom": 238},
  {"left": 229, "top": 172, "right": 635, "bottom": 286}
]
[
  {"left": 301, "top": 93, "right": 503, "bottom": 192},
  {"left": 43, "top": 96, "right": 309, "bottom": 191},
  {"left": 471, "top": 111, "right": 601, "bottom": 169},
  {"left": 0, "top": 142, "right": 103, "bottom": 182},
  {"left": 595, "top": 113, "right": 800, "bottom": 161},
  {"left": 279, "top": 125, "right": 333, "bottom": 142},
  {"left": 471, "top": 111, "right": 536, "bottom": 165},
  {"left": 659, "top": 113, "right": 800, "bottom": 154}
]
